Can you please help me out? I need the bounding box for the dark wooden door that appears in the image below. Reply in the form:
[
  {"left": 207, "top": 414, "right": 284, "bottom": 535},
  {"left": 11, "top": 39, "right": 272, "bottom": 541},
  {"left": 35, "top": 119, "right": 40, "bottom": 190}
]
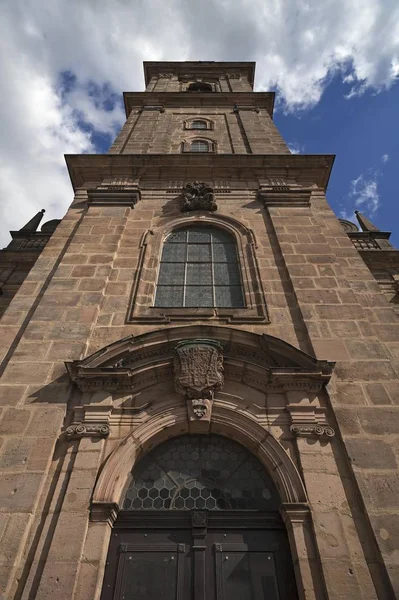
[
  {"left": 101, "top": 524, "right": 193, "bottom": 600},
  {"left": 101, "top": 512, "right": 298, "bottom": 600}
]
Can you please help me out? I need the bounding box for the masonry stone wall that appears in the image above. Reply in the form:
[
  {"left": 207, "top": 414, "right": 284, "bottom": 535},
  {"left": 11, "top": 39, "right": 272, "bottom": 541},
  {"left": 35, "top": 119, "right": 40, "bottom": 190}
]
[
  {"left": 1, "top": 60, "right": 399, "bottom": 600},
  {"left": 109, "top": 106, "right": 289, "bottom": 155}
]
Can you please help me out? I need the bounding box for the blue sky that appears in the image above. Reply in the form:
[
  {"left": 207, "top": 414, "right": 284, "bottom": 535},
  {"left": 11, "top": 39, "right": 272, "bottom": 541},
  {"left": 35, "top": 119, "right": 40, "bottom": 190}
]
[
  {"left": 275, "top": 73, "right": 399, "bottom": 246},
  {"left": 0, "top": 0, "right": 398, "bottom": 247}
]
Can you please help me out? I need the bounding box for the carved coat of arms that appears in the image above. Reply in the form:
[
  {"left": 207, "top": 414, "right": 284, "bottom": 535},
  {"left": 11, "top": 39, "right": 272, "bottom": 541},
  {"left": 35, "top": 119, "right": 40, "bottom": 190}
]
[
  {"left": 180, "top": 181, "right": 217, "bottom": 212},
  {"left": 174, "top": 340, "right": 224, "bottom": 418}
]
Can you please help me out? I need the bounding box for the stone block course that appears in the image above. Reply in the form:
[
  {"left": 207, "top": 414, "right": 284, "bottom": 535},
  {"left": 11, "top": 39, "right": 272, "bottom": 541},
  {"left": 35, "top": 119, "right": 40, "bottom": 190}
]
[{"left": 345, "top": 438, "right": 397, "bottom": 470}]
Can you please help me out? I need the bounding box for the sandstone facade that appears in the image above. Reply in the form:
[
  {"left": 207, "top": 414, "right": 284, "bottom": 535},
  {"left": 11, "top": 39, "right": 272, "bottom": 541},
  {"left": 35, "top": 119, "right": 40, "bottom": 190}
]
[{"left": 0, "top": 61, "right": 398, "bottom": 600}]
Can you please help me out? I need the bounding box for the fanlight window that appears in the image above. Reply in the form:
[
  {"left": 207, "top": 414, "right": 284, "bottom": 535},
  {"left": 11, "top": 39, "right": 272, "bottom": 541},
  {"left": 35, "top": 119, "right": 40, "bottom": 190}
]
[
  {"left": 191, "top": 120, "right": 207, "bottom": 130},
  {"left": 123, "top": 434, "right": 279, "bottom": 511},
  {"left": 190, "top": 140, "right": 209, "bottom": 152},
  {"left": 154, "top": 225, "right": 244, "bottom": 308}
]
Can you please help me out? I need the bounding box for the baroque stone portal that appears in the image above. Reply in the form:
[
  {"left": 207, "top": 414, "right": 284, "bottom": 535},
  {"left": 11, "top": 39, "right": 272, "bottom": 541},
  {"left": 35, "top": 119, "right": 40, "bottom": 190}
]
[{"left": 180, "top": 181, "right": 217, "bottom": 212}]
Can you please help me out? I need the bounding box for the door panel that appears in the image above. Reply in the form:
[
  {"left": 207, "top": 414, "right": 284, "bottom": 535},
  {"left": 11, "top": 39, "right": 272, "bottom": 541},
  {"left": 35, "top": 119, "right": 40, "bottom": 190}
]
[
  {"left": 115, "top": 544, "right": 186, "bottom": 600},
  {"left": 101, "top": 513, "right": 297, "bottom": 600},
  {"left": 101, "top": 529, "right": 193, "bottom": 600},
  {"left": 214, "top": 546, "right": 280, "bottom": 600},
  {"left": 208, "top": 529, "right": 297, "bottom": 600}
]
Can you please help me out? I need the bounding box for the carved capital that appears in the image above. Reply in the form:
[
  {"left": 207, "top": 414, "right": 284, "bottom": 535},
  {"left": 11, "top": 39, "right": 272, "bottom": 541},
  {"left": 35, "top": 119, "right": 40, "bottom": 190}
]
[
  {"left": 290, "top": 424, "right": 335, "bottom": 438},
  {"left": 66, "top": 423, "right": 110, "bottom": 439},
  {"left": 287, "top": 403, "right": 335, "bottom": 439}
]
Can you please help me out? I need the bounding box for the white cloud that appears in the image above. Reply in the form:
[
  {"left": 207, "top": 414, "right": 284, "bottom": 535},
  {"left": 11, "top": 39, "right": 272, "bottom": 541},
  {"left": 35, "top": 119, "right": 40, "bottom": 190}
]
[
  {"left": 288, "top": 142, "right": 305, "bottom": 154},
  {"left": 350, "top": 174, "right": 380, "bottom": 214},
  {"left": 0, "top": 0, "right": 399, "bottom": 246},
  {"left": 381, "top": 154, "right": 389, "bottom": 163}
]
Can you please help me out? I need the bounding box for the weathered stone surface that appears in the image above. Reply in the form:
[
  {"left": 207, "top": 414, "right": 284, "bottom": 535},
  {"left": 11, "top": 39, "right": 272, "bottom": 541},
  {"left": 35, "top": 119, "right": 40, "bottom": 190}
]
[
  {"left": 345, "top": 438, "right": 397, "bottom": 470},
  {"left": 0, "top": 59, "right": 398, "bottom": 600}
]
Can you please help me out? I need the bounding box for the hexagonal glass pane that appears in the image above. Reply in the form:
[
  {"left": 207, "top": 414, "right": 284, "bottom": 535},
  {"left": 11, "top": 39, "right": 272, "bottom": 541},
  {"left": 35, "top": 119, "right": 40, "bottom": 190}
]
[{"left": 122, "top": 434, "right": 279, "bottom": 510}]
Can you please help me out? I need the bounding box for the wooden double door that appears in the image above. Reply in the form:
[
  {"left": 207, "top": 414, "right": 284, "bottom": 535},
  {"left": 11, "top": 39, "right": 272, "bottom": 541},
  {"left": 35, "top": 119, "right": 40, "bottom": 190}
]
[{"left": 101, "top": 511, "right": 298, "bottom": 600}]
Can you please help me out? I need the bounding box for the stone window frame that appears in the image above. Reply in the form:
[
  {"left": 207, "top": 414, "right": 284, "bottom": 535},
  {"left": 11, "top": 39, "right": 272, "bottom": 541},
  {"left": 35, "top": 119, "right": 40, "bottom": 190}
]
[
  {"left": 181, "top": 137, "right": 217, "bottom": 153},
  {"left": 127, "top": 213, "right": 269, "bottom": 323},
  {"left": 183, "top": 118, "right": 214, "bottom": 131}
]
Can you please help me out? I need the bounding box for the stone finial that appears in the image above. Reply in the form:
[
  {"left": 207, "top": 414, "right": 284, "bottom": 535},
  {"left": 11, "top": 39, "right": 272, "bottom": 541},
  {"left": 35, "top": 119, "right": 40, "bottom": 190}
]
[
  {"left": 355, "top": 210, "right": 379, "bottom": 232},
  {"left": 180, "top": 182, "right": 217, "bottom": 212},
  {"left": 174, "top": 340, "right": 223, "bottom": 420},
  {"left": 19, "top": 209, "right": 46, "bottom": 232}
]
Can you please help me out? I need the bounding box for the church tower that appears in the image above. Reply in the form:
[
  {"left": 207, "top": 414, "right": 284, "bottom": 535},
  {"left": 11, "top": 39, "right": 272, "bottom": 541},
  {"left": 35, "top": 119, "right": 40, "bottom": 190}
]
[{"left": 0, "top": 61, "right": 398, "bottom": 600}]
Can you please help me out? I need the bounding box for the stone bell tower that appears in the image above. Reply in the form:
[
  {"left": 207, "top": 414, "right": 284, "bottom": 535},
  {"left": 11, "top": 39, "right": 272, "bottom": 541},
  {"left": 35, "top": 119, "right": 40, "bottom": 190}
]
[{"left": 0, "top": 62, "right": 398, "bottom": 600}]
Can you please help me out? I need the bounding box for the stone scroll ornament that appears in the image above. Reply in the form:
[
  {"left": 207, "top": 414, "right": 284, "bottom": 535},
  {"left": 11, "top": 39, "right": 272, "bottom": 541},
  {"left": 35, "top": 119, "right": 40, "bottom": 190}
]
[
  {"left": 180, "top": 181, "right": 217, "bottom": 212},
  {"left": 174, "top": 340, "right": 224, "bottom": 418}
]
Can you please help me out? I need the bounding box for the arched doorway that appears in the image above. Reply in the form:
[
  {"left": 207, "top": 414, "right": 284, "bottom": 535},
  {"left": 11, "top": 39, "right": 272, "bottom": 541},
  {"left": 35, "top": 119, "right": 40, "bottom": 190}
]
[{"left": 100, "top": 434, "right": 298, "bottom": 600}]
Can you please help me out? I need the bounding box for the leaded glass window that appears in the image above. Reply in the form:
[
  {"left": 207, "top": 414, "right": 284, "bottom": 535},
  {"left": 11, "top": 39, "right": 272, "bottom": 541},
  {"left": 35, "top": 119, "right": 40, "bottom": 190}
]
[
  {"left": 154, "top": 226, "right": 244, "bottom": 308},
  {"left": 190, "top": 140, "right": 209, "bottom": 152},
  {"left": 123, "top": 434, "right": 279, "bottom": 511},
  {"left": 191, "top": 120, "right": 207, "bottom": 129}
]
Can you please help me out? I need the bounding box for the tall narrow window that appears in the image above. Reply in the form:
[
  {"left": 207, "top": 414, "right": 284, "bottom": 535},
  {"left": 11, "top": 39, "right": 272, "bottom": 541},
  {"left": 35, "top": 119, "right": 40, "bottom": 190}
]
[
  {"left": 154, "top": 226, "right": 244, "bottom": 308},
  {"left": 190, "top": 140, "right": 209, "bottom": 152}
]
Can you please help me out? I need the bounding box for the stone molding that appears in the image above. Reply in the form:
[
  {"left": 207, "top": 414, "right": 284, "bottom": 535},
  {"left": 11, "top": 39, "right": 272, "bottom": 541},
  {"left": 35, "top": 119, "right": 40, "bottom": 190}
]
[
  {"left": 90, "top": 502, "right": 120, "bottom": 526},
  {"left": 258, "top": 186, "right": 312, "bottom": 208},
  {"left": 287, "top": 404, "right": 335, "bottom": 439},
  {"left": 280, "top": 502, "right": 311, "bottom": 526},
  {"left": 90, "top": 401, "right": 308, "bottom": 516},
  {"left": 87, "top": 187, "right": 140, "bottom": 207},
  {"left": 65, "top": 327, "right": 334, "bottom": 394},
  {"left": 64, "top": 404, "right": 112, "bottom": 439},
  {"left": 233, "top": 104, "right": 260, "bottom": 113},
  {"left": 65, "top": 153, "right": 334, "bottom": 191},
  {"left": 140, "top": 105, "right": 165, "bottom": 112},
  {"left": 126, "top": 213, "right": 270, "bottom": 324},
  {"left": 66, "top": 423, "right": 110, "bottom": 439}
]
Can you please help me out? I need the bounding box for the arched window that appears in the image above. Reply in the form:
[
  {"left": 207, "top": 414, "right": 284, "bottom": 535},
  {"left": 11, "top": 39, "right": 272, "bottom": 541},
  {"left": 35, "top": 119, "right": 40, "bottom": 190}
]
[
  {"left": 123, "top": 434, "right": 279, "bottom": 511},
  {"left": 191, "top": 120, "right": 207, "bottom": 129},
  {"left": 190, "top": 140, "right": 209, "bottom": 152},
  {"left": 154, "top": 226, "right": 244, "bottom": 308}
]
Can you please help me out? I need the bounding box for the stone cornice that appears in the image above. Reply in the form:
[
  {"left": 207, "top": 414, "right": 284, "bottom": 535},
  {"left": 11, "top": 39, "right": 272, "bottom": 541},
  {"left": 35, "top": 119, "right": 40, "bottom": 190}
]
[
  {"left": 65, "top": 153, "right": 335, "bottom": 191},
  {"left": 143, "top": 61, "right": 256, "bottom": 88},
  {"left": 65, "top": 327, "right": 334, "bottom": 393},
  {"left": 123, "top": 91, "right": 275, "bottom": 117}
]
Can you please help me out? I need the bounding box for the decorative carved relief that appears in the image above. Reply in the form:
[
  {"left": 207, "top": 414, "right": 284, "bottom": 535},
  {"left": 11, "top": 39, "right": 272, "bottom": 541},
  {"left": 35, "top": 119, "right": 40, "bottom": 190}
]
[
  {"left": 287, "top": 403, "right": 335, "bottom": 439},
  {"left": 290, "top": 424, "right": 335, "bottom": 438},
  {"left": 181, "top": 182, "right": 217, "bottom": 212},
  {"left": 66, "top": 423, "right": 110, "bottom": 439},
  {"left": 191, "top": 511, "right": 208, "bottom": 527},
  {"left": 174, "top": 339, "right": 224, "bottom": 419}
]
